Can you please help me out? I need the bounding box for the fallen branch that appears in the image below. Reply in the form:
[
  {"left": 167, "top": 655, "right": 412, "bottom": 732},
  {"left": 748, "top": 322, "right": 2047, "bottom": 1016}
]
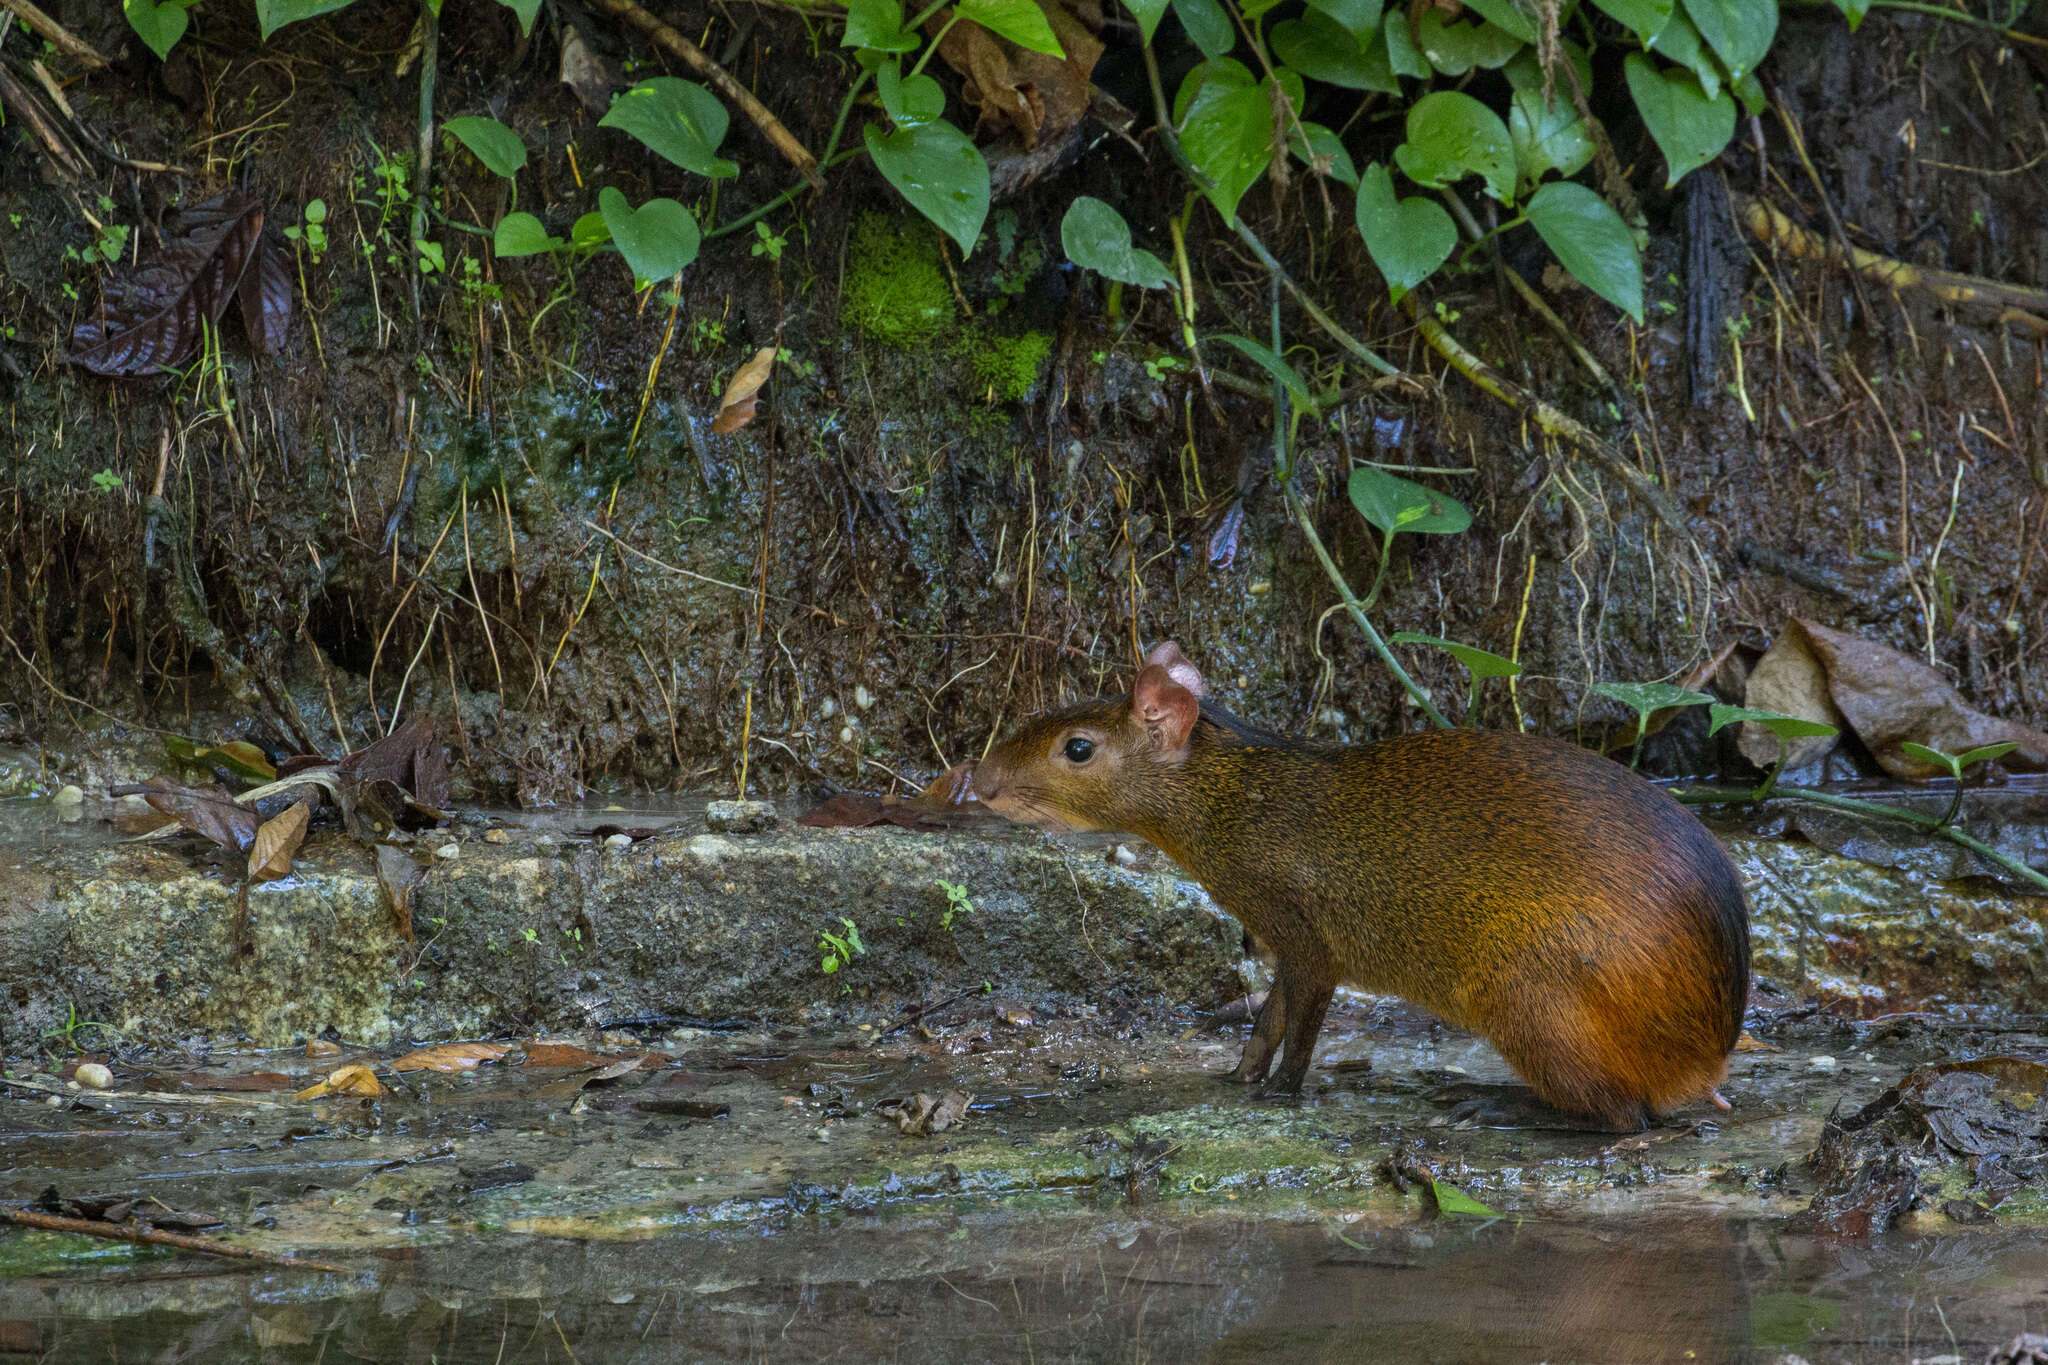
[
  {"left": 1740, "top": 195, "right": 2048, "bottom": 335},
  {"left": 0, "top": 1206, "right": 350, "bottom": 1274},
  {"left": 0, "top": 0, "right": 109, "bottom": 68},
  {"left": 587, "top": 0, "right": 822, "bottom": 189},
  {"left": 1671, "top": 783, "right": 2048, "bottom": 894}
]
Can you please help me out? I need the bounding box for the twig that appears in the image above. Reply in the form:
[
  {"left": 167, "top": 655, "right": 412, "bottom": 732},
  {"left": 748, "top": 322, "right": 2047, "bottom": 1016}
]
[
  {"left": 1399, "top": 294, "right": 1707, "bottom": 555},
  {"left": 410, "top": 0, "right": 439, "bottom": 316},
  {"left": 1670, "top": 783, "right": 2048, "bottom": 893},
  {"left": 0, "top": 1206, "right": 349, "bottom": 1274},
  {"left": 586, "top": 0, "right": 822, "bottom": 188},
  {"left": 1738, "top": 194, "right": 2048, "bottom": 332},
  {"left": 0, "top": 0, "right": 108, "bottom": 68}
]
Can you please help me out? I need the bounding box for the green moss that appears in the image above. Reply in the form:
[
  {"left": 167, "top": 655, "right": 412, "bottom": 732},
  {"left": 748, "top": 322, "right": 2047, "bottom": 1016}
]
[
  {"left": 964, "top": 328, "right": 1053, "bottom": 403},
  {"left": 841, "top": 213, "right": 954, "bottom": 347}
]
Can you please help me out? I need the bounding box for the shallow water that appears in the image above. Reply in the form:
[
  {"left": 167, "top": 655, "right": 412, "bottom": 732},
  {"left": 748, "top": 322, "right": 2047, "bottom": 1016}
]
[{"left": 5, "top": 1207, "right": 2043, "bottom": 1363}]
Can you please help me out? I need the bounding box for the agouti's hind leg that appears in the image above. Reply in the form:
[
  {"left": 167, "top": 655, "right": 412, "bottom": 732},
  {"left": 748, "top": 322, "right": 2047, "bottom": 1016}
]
[
  {"left": 1224, "top": 979, "right": 1286, "bottom": 1084},
  {"left": 1258, "top": 968, "right": 1337, "bottom": 1097}
]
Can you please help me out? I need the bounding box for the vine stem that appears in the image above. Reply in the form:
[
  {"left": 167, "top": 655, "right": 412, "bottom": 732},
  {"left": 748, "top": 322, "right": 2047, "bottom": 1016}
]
[
  {"left": 1283, "top": 480, "right": 1452, "bottom": 730},
  {"left": 1669, "top": 784, "right": 2048, "bottom": 893},
  {"left": 1137, "top": 43, "right": 1397, "bottom": 378}
]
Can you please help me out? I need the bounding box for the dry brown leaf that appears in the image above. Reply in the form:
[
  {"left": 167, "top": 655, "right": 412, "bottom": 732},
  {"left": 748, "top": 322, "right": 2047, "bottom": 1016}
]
[
  {"left": 306, "top": 1038, "right": 342, "bottom": 1058},
  {"left": 711, "top": 346, "right": 777, "bottom": 434},
  {"left": 114, "top": 778, "right": 262, "bottom": 852},
  {"left": 248, "top": 799, "right": 310, "bottom": 882},
  {"left": 389, "top": 1042, "right": 511, "bottom": 1073},
  {"left": 293, "top": 1064, "right": 382, "bottom": 1100},
  {"left": 1740, "top": 622, "right": 1846, "bottom": 770},
  {"left": 1793, "top": 619, "right": 2048, "bottom": 777},
  {"left": 523, "top": 1041, "right": 613, "bottom": 1068},
  {"left": 375, "top": 843, "right": 425, "bottom": 944}
]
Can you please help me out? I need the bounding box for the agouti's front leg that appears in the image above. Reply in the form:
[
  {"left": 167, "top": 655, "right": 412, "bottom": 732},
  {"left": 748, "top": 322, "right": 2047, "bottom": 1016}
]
[
  {"left": 1224, "top": 978, "right": 1286, "bottom": 1083},
  {"left": 1258, "top": 965, "right": 1338, "bottom": 1097}
]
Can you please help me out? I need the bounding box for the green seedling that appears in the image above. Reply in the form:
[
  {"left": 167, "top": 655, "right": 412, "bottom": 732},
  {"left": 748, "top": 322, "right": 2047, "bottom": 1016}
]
[
  {"left": 1390, "top": 633, "right": 1520, "bottom": 726},
  {"left": 935, "top": 878, "right": 976, "bottom": 931},
  {"left": 283, "top": 199, "right": 328, "bottom": 263},
  {"left": 819, "top": 916, "right": 864, "bottom": 981},
  {"left": 1708, "top": 705, "right": 1841, "bottom": 801},
  {"left": 1899, "top": 740, "right": 2018, "bottom": 827},
  {"left": 1590, "top": 681, "right": 1714, "bottom": 769},
  {"left": 1349, "top": 467, "right": 1472, "bottom": 613},
  {"left": 44, "top": 1003, "right": 119, "bottom": 1054}
]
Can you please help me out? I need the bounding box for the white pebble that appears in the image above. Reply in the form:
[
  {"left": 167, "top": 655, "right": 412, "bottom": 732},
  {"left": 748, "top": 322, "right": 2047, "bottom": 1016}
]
[
  {"left": 1808, "top": 1055, "right": 1838, "bottom": 1071},
  {"left": 434, "top": 843, "right": 461, "bottom": 860},
  {"left": 854, "top": 685, "right": 876, "bottom": 711},
  {"left": 74, "top": 1062, "right": 113, "bottom": 1089}
]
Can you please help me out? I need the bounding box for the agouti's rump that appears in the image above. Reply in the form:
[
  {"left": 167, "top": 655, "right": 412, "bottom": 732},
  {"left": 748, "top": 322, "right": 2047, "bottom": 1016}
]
[{"left": 967, "top": 643, "right": 1751, "bottom": 1130}]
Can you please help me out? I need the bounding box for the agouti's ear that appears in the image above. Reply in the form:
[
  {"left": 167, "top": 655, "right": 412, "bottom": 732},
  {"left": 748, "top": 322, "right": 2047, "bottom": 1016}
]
[
  {"left": 1142, "top": 640, "right": 1206, "bottom": 698},
  {"left": 1131, "top": 664, "right": 1199, "bottom": 755}
]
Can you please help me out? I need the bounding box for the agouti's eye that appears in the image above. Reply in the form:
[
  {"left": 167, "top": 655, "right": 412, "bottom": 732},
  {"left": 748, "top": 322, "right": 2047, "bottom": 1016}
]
[{"left": 1063, "top": 737, "right": 1095, "bottom": 764}]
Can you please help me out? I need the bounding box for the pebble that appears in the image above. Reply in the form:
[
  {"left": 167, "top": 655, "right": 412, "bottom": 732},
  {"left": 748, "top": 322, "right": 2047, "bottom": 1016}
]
[
  {"left": 434, "top": 842, "right": 461, "bottom": 860},
  {"left": 307, "top": 1038, "right": 342, "bottom": 1058},
  {"left": 53, "top": 785, "right": 84, "bottom": 807},
  {"left": 74, "top": 1063, "right": 113, "bottom": 1089},
  {"left": 483, "top": 827, "right": 509, "bottom": 844},
  {"left": 706, "top": 800, "right": 777, "bottom": 834},
  {"left": 1809, "top": 1055, "right": 1838, "bottom": 1071},
  {"left": 1110, "top": 844, "right": 1139, "bottom": 869}
]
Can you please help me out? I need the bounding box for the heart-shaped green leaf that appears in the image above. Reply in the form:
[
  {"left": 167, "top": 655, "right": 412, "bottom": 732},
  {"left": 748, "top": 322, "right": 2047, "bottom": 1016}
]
[
  {"left": 1647, "top": 9, "right": 1721, "bottom": 99},
  {"left": 1391, "top": 632, "right": 1522, "bottom": 679},
  {"left": 1415, "top": 14, "right": 1524, "bottom": 76},
  {"left": 1829, "top": 0, "right": 1871, "bottom": 27},
  {"left": 1349, "top": 466, "right": 1471, "bottom": 536},
  {"left": 1290, "top": 121, "right": 1360, "bottom": 187},
  {"left": 1061, "top": 198, "right": 1175, "bottom": 289},
  {"left": 1173, "top": 0, "right": 1237, "bottom": 58},
  {"left": 1624, "top": 54, "right": 1735, "bottom": 187},
  {"left": 958, "top": 0, "right": 1065, "bottom": 55},
  {"left": 1588, "top": 0, "right": 1674, "bottom": 43},
  {"left": 571, "top": 212, "right": 611, "bottom": 252},
  {"left": 1382, "top": 13, "right": 1430, "bottom": 77},
  {"left": 1271, "top": 12, "right": 1382, "bottom": 90},
  {"left": 496, "top": 0, "right": 541, "bottom": 36},
  {"left": 1394, "top": 90, "right": 1515, "bottom": 203},
  {"left": 597, "top": 187, "right": 701, "bottom": 284},
  {"left": 864, "top": 119, "right": 991, "bottom": 256},
  {"left": 1708, "top": 705, "right": 1839, "bottom": 740},
  {"left": 1122, "top": 0, "right": 1171, "bottom": 45},
  {"left": 256, "top": 0, "right": 353, "bottom": 39},
  {"left": 493, "top": 211, "right": 560, "bottom": 258},
  {"left": 1458, "top": 0, "right": 1535, "bottom": 41},
  {"left": 1177, "top": 61, "right": 1278, "bottom": 223},
  {"left": 123, "top": 0, "right": 194, "bottom": 60},
  {"left": 844, "top": 0, "right": 920, "bottom": 51},
  {"left": 1682, "top": 0, "right": 1774, "bottom": 80},
  {"left": 1505, "top": 48, "right": 1595, "bottom": 192},
  {"left": 444, "top": 117, "right": 527, "bottom": 179},
  {"left": 601, "top": 78, "right": 738, "bottom": 179},
  {"left": 1525, "top": 180, "right": 1642, "bottom": 322},
  {"left": 877, "top": 62, "right": 947, "bottom": 126},
  {"left": 1354, "top": 161, "right": 1456, "bottom": 300},
  {"left": 1591, "top": 681, "right": 1713, "bottom": 719}
]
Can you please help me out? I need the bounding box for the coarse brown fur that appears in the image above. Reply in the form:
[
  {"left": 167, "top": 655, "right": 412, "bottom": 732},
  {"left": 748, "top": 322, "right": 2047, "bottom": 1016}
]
[{"left": 969, "top": 647, "right": 1750, "bottom": 1130}]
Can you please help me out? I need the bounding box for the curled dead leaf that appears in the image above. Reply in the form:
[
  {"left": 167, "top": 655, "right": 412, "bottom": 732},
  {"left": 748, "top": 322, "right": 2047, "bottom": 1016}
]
[
  {"left": 248, "top": 800, "right": 310, "bottom": 882},
  {"left": 389, "top": 1042, "right": 511, "bottom": 1073},
  {"left": 711, "top": 346, "right": 777, "bottom": 434},
  {"left": 293, "top": 1064, "right": 382, "bottom": 1100}
]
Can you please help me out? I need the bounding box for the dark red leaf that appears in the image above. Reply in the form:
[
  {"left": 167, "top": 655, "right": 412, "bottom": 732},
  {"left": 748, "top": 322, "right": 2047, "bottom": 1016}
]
[
  {"left": 67, "top": 190, "right": 265, "bottom": 377},
  {"left": 238, "top": 230, "right": 293, "bottom": 355}
]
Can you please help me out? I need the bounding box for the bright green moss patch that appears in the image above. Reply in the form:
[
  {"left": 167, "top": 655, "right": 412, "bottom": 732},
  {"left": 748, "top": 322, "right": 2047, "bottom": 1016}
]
[
  {"left": 964, "top": 328, "right": 1053, "bottom": 402},
  {"left": 841, "top": 213, "right": 954, "bottom": 347}
]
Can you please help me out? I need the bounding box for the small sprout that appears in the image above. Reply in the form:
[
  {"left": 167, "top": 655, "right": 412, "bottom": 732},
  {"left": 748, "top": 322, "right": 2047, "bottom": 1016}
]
[
  {"left": 1590, "top": 682, "right": 1715, "bottom": 770},
  {"left": 819, "top": 916, "right": 864, "bottom": 978},
  {"left": 935, "top": 878, "right": 976, "bottom": 931},
  {"left": 1708, "top": 705, "right": 1840, "bottom": 801},
  {"left": 1899, "top": 741, "right": 2017, "bottom": 826},
  {"left": 1390, "top": 634, "right": 1519, "bottom": 726}
]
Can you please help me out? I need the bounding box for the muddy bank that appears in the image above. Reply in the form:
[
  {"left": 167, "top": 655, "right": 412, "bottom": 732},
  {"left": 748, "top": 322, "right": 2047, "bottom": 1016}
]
[
  {"left": 1, "top": 995, "right": 2043, "bottom": 1362},
  {"left": 0, "top": 807, "right": 2041, "bottom": 1049}
]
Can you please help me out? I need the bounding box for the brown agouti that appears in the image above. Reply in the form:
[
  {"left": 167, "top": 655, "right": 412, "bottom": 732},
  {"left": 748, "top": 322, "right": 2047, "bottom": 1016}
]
[{"left": 963, "top": 642, "right": 1750, "bottom": 1130}]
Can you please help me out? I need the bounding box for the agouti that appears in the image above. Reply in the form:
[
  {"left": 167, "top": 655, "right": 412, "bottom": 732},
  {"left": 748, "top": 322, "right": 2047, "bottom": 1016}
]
[{"left": 963, "top": 642, "right": 1750, "bottom": 1130}]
